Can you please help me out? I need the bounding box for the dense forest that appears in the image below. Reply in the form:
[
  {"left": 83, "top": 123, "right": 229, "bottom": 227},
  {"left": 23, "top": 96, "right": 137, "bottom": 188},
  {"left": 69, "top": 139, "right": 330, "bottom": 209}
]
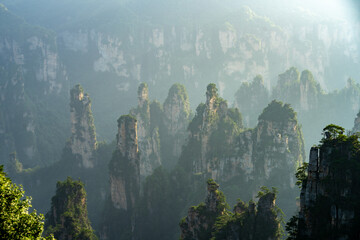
[{"left": 0, "top": 0, "right": 359, "bottom": 239}]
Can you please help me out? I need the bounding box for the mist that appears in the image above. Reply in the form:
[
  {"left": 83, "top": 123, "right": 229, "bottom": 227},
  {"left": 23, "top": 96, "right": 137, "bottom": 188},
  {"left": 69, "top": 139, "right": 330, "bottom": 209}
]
[{"left": 0, "top": 0, "right": 360, "bottom": 239}]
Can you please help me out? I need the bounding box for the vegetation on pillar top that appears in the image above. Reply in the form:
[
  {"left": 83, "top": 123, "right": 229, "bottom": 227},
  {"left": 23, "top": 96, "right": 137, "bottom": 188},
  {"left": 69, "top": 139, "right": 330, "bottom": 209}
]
[
  {"left": 258, "top": 100, "right": 297, "bottom": 123},
  {"left": 206, "top": 83, "right": 219, "bottom": 100},
  {"left": 117, "top": 114, "right": 137, "bottom": 127},
  {"left": 207, "top": 178, "right": 219, "bottom": 191},
  {"left": 44, "top": 177, "right": 97, "bottom": 240}
]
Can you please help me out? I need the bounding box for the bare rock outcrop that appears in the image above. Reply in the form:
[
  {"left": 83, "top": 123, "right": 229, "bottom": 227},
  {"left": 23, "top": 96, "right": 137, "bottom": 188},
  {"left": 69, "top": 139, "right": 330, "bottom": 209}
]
[
  {"left": 297, "top": 125, "right": 360, "bottom": 239},
  {"left": 109, "top": 115, "right": 140, "bottom": 211},
  {"left": 130, "top": 83, "right": 161, "bottom": 178},
  {"left": 162, "top": 83, "right": 191, "bottom": 168},
  {"left": 69, "top": 84, "right": 97, "bottom": 168}
]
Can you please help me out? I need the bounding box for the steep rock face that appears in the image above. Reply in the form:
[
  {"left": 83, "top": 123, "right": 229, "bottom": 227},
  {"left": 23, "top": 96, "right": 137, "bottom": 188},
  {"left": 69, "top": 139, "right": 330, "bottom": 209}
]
[
  {"left": 0, "top": 5, "right": 68, "bottom": 167},
  {"left": 44, "top": 177, "right": 97, "bottom": 240},
  {"left": 69, "top": 84, "right": 97, "bottom": 168},
  {"left": 180, "top": 180, "right": 282, "bottom": 240},
  {"left": 219, "top": 100, "right": 304, "bottom": 188},
  {"left": 250, "top": 101, "right": 304, "bottom": 185},
  {"left": 299, "top": 70, "right": 320, "bottom": 111},
  {"left": 109, "top": 115, "right": 140, "bottom": 211},
  {"left": 298, "top": 130, "right": 360, "bottom": 239},
  {"left": 16, "top": 2, "right": 356, "bottom": 144},
  {"left": 272, "top": 67, "right": 301, "bottom": 109},
  {"left": 272, "top": 68, "right": 320, "bottom": 112},
  {"left": 180, "top": 179, "right": 228, "bottom": 240},
  {"left": 130, "top": 83, "right": 161, "bottom": 178},
  {"left": 102, "top": 115, "right": 140, "bottom": 239},
  {"left": 162, "top": 83, "right": 191, "bottom": 168},
  {"left": 213, "top": 193, "right": 280, "bottom": 240},
  {"left": 182, "top": 83, "right": 243, "bottom": 179},
  {"left": 352, "top": 111, "right": 360, "bottom": 134},
  {"left": 234, "top": 75, "right": 270, "bottom": 127},
  {"left": 181, "top": 85, "right": 304, "bottom": 189},
  {"left": 239, "top": 67, "right": 360, "bottom": 159}
]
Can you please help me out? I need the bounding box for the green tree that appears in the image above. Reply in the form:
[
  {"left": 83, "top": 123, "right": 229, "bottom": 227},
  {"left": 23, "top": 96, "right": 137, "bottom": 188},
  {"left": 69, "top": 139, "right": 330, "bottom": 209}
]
[
  {"left": 0, "top": 165, "right": 54, "bottom": 239},
  {"left": 322, "top": 124, "right": 345, "bottom": 140}
]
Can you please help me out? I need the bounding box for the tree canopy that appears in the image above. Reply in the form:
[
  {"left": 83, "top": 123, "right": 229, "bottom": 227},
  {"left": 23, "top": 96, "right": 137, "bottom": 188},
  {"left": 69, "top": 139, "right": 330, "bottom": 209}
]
[{"left": 0, "top": 165, "right": 54, "bottom": 240}]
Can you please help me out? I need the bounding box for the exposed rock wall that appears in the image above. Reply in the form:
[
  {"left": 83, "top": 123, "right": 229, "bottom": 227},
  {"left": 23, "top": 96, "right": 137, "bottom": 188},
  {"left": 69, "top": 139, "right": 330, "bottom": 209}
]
[
  {"left": 180, "top": 179, "right": 228, "bottom": 240},
  {"left": 235, "top": 75, "right": 269, "bottom": 127},
  {"left": 237, "top": 67, "right": 360, "bottom": 162},
  {"left": 180, "top": 180, "right": 282, "bottom": 240},
  {"left": 182, "top": 85, "right": 304, "bottom": 188},
  {"left": 0, "top": 5, "right": 68, "bottom": 167},
  {"left": 352, "top": 111, "right": 360, "bottom": 134},
  {"left": 110, "top": 115, "right": 140, "bottom": 211},
  {"left": 102, "top": 115, "right": 140, "bottom": 239},
  {"left": 44, "top": 177, "right": 97, "bottom": 240},
  {"left": 129, "top": 82, "right": 191, "bottom": 175},
  {"left": 130, "top": 83, "right": 161, "bottom": 178},
  {"left": 69, "top": 84, "right": 97, "bottom": 168},
  {"left": 162, "top": 83, "right": 191, "bottom": 168},
  {"left": 298, "top": 131, "right": 360, "bottom": 239}
]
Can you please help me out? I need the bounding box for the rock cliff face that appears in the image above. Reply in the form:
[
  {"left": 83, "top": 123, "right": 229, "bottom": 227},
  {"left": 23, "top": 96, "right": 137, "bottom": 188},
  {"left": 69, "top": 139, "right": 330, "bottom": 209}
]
[
  {"left": 271, "top": 68, "right": 320, "bottom": 112},
  {"left": 102, "top": 115, "right": 140, "bottom": 239},
  {"left": 109, "top": 115, "right": 140, "bottom": 211},
  {"left": 236, "top": 67, "right": 360, "bottom": 160},
  {"left": 44, "top": 177, "right": 97, "bottom": 240},
  {"left": 352, "top": 111, "right": 360, "bottom": 134},
  {"left": 162, "top": 83, "right": 191, "bottom": 168},
  {"left": 250, "top": 101, "right": 304, "bottom": 186},
  {"left": 128, "top": 82, "right": 191, "bottom": 174},
  {"left": 180, "top": 180, "right": 282, "bottom": 240},
  {"left": 180, "top": 179, "right": 228, "bottom": 240},
  {"left": 297, "top": 129, "right": 360, "bottom": 239},
  {"left": 182, "top": 83, "right": 243, "bottom": 179},
  {"left": 0, "top": 5, "right": 69, "bottom": 167},
  {"left": 130, "top": 83, "right": 161, "bottom": 178},
  {"left": 214, "top": 192, "right": 280, "bottom": 240},
  {"left": 235, "top": 75, "right": 270, "bottom": 127},
  {"left": 69, "top": 84, "right": 97, "bottom": 168},
  {"left": 181, "top": 84, "right": 304, "bottom": 189}
]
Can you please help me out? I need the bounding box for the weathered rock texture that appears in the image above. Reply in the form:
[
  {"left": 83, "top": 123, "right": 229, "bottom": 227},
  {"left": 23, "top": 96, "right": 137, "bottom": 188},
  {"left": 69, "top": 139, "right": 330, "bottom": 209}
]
[
  {"left": 44, "top": 177, "right": 97, "bottom": 240},
  {"left": 236, "top": 67, "right": 360, "bottom": 159},
  {"left": 128, "top": 82, "right": 191, "bottom": 175},
  {"left": 0, "top": 5, "right": 69, "bottom": 167},
  {"left": 235, "top": 75, "right": 270, "bottom": 127},
  {"left": 102, "top": 115, "right": 140, "bottom": 239},
  {"left": 180, "top": 180, "right": 282, "bottom": 240},
  {"left": 180, "top": 179, "right": 228, "bottom": 240},
  {"left": 298, "top": 129, "right": 360, "bottom": 239},
  {"left": 352, "top": 110, "right": 360, "bottom": 134},
  {"left": 213, "top": 192, "right": 280, "bottom": 240},
  {"left": 181, "top": 84, "right": 304, "bottom": 188},
  {"left": 109, "top": 115, "right": 140, "bottom": 211},
  {"left": 130, "top": 83, "right": 161, "bottom": 178},
  {"left": 162, "top": 83, "right": 191, "bottom": 168},
  {"left": 69, "top": 84, "right": 97, "bottom": 168}
]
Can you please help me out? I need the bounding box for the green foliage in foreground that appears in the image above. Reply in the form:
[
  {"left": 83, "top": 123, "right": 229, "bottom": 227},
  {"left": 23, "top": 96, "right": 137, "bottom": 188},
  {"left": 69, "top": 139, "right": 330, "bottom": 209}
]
[{"left": 0, "top": 165, "right": 54, "bottom": 240}]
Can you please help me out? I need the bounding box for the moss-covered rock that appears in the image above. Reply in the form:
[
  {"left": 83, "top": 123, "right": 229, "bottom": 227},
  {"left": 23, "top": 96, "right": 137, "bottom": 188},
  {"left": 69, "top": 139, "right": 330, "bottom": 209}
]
[
  {"left": 291, "top": 124, "right": 360, "bottom": 239},
  {"left": 44, "top": 177, "right": 97, "bottom": 240},
  {"left": 69, "top": 84, "right": 97, "bottom": 168}
]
